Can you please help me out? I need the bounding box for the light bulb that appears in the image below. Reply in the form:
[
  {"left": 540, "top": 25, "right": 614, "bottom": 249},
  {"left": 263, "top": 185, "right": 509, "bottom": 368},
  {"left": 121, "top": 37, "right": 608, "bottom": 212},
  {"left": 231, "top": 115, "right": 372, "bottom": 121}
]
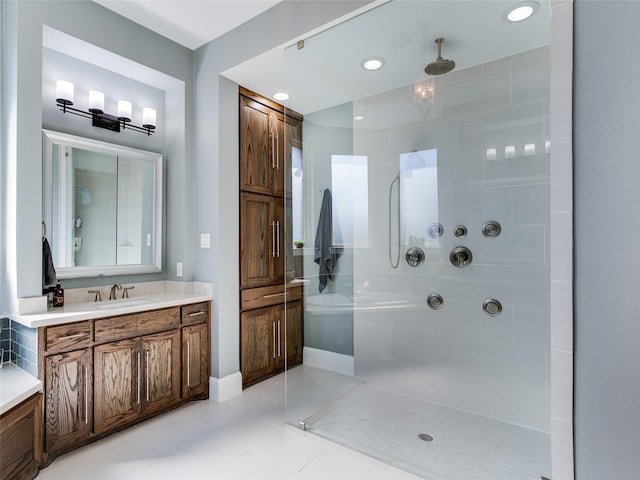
[
  {"left": 117, "top": 100, "right": 132, "bottom": 122},
  {"left": 56, "top": 80, "right": 74, "bottom": 105},
  {"left": 142, "top": 108, "right": 156, "bottom": 129},
  {"left": 88, "top": 90, "right": 104, "bottom": 114}
]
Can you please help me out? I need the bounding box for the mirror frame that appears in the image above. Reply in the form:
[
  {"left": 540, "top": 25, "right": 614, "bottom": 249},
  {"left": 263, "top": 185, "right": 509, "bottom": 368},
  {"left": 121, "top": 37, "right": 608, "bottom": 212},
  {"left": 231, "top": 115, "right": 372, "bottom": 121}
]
[{"left": 42, "top": 129, "right": 164, "bottom": 278}]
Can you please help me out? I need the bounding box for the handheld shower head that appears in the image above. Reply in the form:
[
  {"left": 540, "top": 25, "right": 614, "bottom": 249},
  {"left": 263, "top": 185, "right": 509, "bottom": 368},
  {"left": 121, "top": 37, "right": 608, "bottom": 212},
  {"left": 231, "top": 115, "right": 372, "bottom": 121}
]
[{"left": 425, "top": 37, "right": 455, "bottom": 76}]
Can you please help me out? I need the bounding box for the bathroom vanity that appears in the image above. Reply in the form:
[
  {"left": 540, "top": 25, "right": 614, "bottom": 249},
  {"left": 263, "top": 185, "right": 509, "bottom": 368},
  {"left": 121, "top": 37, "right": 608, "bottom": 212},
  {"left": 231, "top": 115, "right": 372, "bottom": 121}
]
[{"left": 11, "top": 289, "right": 211, "bottom": 464}]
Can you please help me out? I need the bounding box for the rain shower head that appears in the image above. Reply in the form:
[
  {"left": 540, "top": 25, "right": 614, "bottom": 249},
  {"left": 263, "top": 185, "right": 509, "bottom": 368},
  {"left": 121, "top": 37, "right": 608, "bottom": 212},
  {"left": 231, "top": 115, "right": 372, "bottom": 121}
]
[{"left": 425, "top": 37, "right": 455, "bottom": 76}]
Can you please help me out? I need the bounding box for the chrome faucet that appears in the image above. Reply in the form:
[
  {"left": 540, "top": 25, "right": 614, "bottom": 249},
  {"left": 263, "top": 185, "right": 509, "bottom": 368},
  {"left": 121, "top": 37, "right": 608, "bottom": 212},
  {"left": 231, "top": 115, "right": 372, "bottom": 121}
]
[
  {"left": 122, "top": 285, "right": 135, "bottom": 298},
  {"left": 109, "top": 283, "right": 122, "bottom": 300},
  {"left": 88, "top": 289, "right": 102, "bottom": 302}
]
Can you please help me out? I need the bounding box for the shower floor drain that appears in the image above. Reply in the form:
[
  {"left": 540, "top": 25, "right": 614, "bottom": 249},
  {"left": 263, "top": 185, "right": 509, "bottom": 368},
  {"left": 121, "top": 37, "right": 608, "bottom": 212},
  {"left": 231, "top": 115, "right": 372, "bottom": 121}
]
[{"left": 418, "top": 433, "right": 434, "bottom": 442}]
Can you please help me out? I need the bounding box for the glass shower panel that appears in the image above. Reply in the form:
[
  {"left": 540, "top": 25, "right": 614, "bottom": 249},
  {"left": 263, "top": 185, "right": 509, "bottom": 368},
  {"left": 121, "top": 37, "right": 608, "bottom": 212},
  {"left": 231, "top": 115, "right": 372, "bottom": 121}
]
[{"left": 283, "top": 2, "right": 551, "bottom": 479}]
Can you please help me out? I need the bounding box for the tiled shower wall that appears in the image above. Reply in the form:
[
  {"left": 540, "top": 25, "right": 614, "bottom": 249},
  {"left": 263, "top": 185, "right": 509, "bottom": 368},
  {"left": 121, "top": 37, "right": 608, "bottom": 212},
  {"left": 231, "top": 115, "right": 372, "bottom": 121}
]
[
  {"left": 0, "top": 318, "right": 38, "bottom": 376},
  {"left": 352, "top": 47, "right": 551, "bottom": 432}
]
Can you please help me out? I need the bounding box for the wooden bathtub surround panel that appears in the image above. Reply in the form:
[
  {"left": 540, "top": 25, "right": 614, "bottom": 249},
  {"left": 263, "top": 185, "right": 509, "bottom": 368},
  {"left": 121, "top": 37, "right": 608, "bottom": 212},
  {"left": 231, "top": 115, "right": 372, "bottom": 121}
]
[
  {"left": 44, "top": 349, "right": 92, "bottom": 453},
  {"left": 0, "top": 393, "right": 43, "bottom": 480},
  {"left": 45, "top": 321, "right": 92, "bottom": 354},
  {"left": 94, "top": 339, "right": 138, "bottom": 434},
  {"left": 94, "top": 307, "right": 180, "bottom": 343}
]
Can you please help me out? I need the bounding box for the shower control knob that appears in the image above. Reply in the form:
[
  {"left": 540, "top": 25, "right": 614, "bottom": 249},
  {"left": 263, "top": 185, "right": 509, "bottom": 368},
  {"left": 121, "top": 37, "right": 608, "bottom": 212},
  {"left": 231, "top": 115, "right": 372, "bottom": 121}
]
[
  {"left": 405, "top": 247, "right": 425, "bottom": 267},
  {"left": 449, "top": 246, "right": 472, "bottom": 268},
  {"left": 427, "top": 293, "right": 444, "bottom": 310},
  {"left": 482, "top": 221, "right": 502, "bottom": 238},
  {"left": 483, "top": 299, "right": 503, "bottom": 316},
  {"left": 427, "top": 223, "right": 443, "bottom": 238},
  {"left": 454, "top": 225, "right": 467, "bottom": 238}
]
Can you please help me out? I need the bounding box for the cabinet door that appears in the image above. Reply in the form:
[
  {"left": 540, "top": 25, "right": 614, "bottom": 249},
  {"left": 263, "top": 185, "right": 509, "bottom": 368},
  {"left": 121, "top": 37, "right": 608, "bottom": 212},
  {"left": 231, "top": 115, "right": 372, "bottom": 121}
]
[
  {"left": 182, "top": 323, "right": 209, "bottom": 399},
  {"left": 273, "top": 196, "right": 286, "bottom": 284},
  {"left": 241, "top": 192, "right": 276, "bottom": 288},
  {"left": 272, "top": 110, "right": 286, "bottom": 197},
  {"left": 141, "top": 330, "right": 181, "bottom": 416},
  {"left": 241, "top": 308, "right": 276, "bottom": 387},
  {"left": 45, "top": 348, "right": 92, "bottom": 454},
  {"left": 285, "top": 301, "right": 303, "bottom": 367},
  {"left": 94, "top": 338, "right": 139, "bottom": 434},
  {"left": 240, "top": 96, "right": 274, "bottom": 195}
]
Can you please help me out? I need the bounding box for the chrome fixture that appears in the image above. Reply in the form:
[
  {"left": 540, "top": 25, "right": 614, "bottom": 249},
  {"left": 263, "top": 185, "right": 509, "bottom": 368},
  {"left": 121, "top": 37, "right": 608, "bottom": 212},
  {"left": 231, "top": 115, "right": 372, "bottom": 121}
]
[
  {"left": 482, "top": 221, "right": 502, "bottom": 238},
  {"left": 427, "top": 223, "right": 444, "bottom": 238},
  {"left": 389, "top": 173, "right": 401, "bottom": 269},
  {"left": 454, "top": 225, "right": 468, "bottom": 238},
  {"left": 88, "top": 289, "right": 102, "bottom": 302},
  {"left": 425, "top": 38, "right": 456, "bottom": 76},
  {"left": 109, "top": 284, "right": 122, "bottom": 300},
  {"left": 55, "top": 80, "right": 156, "bottom": 135},
  {"left": 123, "top": 285, "right": 135, "bottom": 298},
  {"left": 427, "top": 293, "right": 444, "bottom": 310},
  {"left": 450, "top": 246, "right": 473, "bottom": 268},
  {"left": 483, "top": 299, "right": 503, "bottom": 316},
  {"left": 406, "top": 247, "right": 425, "bottom": 267}
]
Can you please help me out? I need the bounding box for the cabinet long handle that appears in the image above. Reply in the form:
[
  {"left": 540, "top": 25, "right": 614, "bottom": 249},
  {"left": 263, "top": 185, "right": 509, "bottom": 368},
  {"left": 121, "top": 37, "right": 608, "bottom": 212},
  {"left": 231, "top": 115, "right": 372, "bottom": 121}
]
[
  {"left": 271, "top": 221, "right": 276, "bottom": 257},
  {"left": 263, "top": 292, "right": 285, "bottom": 299},
  {"left": 270, "top": 131, "right": 275, "bottom": 169},
  {"left": 189, "top": 311, "right": 206, "bottom": 317},
  {"left": 272, "top": 322, "right": 276, "bottom": 359},
  {"left": 85, "top": 366, "right": 88, "bottom": 424},
  {"left": 275, "top": 130, "right": 279, "bottom": 170},
  {"left": 59, "top": 333, "right": 86, "bottom": 341},
  {"left": 277, "top": 320, "right": 281, "bottom": 357},
  {"left": 146, "top": 350, "right": 150, "bottom": 402},
  {"left": 186, "top": 340, "right": 191, "bottom": 388},
  {"left": 137, "top": 352, "right": 141, "bottom": 405},
  {"left": 276, "top": 221, "right": 280, "bottom": 257}
]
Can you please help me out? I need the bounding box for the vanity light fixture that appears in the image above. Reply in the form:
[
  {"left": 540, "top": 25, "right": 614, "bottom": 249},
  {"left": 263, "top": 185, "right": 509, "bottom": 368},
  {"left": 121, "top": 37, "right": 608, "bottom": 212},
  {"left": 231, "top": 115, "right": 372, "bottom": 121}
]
[
  {"left": 503, "top": 1, "right": 539, "bottom": 22},
  {"left": 55, "top": 80, "right": 156, "bottom": 135}
]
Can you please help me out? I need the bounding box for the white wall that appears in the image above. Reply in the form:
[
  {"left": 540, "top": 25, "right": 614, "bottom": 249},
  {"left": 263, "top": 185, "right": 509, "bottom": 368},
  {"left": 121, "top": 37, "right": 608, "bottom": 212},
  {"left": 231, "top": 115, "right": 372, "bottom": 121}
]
[
  {"left": 352, "top": 48, "right": 551, "bottom": 431},
  {"left": 574, "top": 1, "right": 640, "bottom": 478}
]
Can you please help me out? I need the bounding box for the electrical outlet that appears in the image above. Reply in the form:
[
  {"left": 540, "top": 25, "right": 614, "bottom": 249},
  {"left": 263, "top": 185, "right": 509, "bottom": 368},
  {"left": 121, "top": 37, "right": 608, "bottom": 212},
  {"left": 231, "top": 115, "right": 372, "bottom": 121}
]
[
  {"left": 176, "top": 262, "right": 183, "bottom": 277},
  {"left": 147, "top": 233, "right": 151, "bottom": 246},
  {"left": 200, "top": 233, "right": 210, "bottom": 248}
]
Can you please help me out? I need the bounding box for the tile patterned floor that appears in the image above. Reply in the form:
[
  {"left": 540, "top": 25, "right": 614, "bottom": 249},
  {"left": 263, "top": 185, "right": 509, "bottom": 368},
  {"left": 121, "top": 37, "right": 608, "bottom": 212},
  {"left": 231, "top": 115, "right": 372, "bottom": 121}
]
[
  {"left": 294, "top": 370, "right": 551, "bottom": 480},
  {"left": 38, "top": 365, "right": 550, "bottom": 480}
]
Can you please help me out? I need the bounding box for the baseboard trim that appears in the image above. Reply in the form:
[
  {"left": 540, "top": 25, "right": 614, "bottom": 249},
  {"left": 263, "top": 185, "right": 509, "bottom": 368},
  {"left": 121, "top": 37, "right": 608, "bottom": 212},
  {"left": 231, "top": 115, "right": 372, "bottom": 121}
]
[
  {"left": 209, "top": 372, "right": 243, "bottom": 403},
  {"left": 303, "top": 347, "right": 354, "bottom": 376}
]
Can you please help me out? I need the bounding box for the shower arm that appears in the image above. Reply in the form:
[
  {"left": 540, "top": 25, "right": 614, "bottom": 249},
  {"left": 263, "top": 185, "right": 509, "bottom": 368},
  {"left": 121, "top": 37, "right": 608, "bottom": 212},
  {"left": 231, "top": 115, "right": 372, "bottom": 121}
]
[{"left": 388, "top": 173, "right": 401, "bottom": 269}]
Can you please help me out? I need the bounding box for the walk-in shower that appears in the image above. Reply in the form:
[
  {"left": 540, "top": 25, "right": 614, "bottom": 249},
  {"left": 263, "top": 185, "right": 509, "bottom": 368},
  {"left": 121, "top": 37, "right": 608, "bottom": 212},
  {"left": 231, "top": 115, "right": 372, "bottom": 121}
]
[{"left": 282, "top": 1, "right": 552, "bottom": 479}]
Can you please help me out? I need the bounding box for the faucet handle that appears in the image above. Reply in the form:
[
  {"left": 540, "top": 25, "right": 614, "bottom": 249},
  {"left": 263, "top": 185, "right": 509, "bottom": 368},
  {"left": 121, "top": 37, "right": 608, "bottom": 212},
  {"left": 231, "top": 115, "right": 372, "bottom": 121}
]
[
  {"left": 122, "top": 285, "right": 135, "bottom": 298},
  {"left": 88, "top": 289, "right": 102, "bottom": 302}
]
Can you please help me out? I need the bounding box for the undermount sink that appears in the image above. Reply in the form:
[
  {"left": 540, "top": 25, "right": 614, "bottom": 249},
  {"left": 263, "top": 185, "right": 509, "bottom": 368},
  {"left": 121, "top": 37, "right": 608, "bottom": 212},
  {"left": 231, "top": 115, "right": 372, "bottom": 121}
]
[{"left": 93, "top": 298, "right": 157, "bottom": 310}]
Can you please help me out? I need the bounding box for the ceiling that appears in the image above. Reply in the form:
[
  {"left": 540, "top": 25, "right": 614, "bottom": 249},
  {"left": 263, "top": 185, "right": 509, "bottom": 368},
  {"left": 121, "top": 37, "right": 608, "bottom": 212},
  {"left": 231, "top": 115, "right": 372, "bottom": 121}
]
[
  {"left": 93, "top": 0, "right": 282, "bottom": 50},
  {"left": 92, "top": 1, "right": 550, "bottom": 116}
]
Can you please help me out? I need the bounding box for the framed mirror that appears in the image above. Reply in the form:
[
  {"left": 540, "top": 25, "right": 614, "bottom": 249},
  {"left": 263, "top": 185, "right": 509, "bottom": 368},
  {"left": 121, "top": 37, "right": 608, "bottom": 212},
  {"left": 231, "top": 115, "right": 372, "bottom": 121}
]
[{"left": 43, "top": 129, "right": 163, "bottom": 278}]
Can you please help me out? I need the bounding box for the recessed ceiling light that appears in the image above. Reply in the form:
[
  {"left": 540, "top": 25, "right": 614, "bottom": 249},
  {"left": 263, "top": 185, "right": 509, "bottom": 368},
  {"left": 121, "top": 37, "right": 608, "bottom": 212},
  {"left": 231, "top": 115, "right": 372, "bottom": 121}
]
[
  {"left": 353, "top": 115, "right": 365, "bottom": 121},
  {"left": 273, "top": 92, "right": 289, "bottom": 101},
  {"left": 361, "top": 57, "right": 385, "bottom": 71},
  {"left": 503, "top": 1, "right": 539, "bottom": 22}
]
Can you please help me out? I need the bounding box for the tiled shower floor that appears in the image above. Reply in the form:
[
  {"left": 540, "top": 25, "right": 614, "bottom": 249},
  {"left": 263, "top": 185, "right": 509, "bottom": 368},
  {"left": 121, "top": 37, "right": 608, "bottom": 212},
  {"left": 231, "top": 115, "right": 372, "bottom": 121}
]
[{"left": 295, "top": 369, "right": 551, "bottom": 480}]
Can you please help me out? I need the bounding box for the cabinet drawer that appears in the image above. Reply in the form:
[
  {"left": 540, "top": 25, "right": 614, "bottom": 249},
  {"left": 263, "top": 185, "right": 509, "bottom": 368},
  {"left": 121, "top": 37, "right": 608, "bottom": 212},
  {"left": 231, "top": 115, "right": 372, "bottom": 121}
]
[
  {"left": 181, "top": 302, "right": 209, "bottom": 326},
  {"left": 95, "top": 307, "right": 180, "bottom": 343},
  {"left": 241, "top": 284, "right": 302, "bottom": 311},
  {"left": 46, "top": 321, "right": 91, "bottom": 354}
]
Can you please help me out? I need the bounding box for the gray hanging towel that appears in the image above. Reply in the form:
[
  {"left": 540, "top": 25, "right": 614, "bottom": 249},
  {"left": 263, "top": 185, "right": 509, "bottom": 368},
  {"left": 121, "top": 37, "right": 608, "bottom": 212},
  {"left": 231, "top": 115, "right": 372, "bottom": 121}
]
[
  {"left": 314, "top": 189, "right": 341, "bottom": 293},
  {"left": 42, "top": 237, "right": 58, "bottom": 290}
]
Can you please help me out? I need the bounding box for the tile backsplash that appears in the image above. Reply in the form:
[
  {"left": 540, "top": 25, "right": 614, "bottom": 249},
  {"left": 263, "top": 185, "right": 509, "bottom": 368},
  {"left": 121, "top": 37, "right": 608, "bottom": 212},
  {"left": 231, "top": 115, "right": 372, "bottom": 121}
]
[{"left": 1, "top": 318, "right": 38, "bottom": 376}]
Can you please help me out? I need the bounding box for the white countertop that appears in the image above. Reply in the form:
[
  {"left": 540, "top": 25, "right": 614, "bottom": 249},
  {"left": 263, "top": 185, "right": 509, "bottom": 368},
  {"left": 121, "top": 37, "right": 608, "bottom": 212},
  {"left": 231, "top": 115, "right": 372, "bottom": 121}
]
[
  {"left": 0, "top": 363, "right": 42, "bottom": 415},
  {"left": 11, "top": 291, "right": 212, "bottom": 328}
]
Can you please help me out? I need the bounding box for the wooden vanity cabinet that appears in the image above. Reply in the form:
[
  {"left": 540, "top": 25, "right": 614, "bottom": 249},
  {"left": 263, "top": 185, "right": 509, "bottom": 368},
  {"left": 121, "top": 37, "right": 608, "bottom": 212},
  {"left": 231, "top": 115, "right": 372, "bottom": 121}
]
[
  {"left": 39, "top": 301, "right": 210, "bottom": 458},
  {"left": 0, "top": 393, "right": 43, "bottom": 480},
  {"left": 44, "top": 348, "right": 92, "bottom": 454}
]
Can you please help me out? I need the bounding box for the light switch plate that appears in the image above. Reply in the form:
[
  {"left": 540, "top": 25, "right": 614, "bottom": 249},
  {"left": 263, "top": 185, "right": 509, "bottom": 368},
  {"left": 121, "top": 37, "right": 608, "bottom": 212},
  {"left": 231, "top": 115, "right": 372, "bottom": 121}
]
[
  {"left": 200, "top": 233, "right": 211, "bottom": 248},
  {"left": 176, "top": 262, "right": 183, "bottom": 277}
]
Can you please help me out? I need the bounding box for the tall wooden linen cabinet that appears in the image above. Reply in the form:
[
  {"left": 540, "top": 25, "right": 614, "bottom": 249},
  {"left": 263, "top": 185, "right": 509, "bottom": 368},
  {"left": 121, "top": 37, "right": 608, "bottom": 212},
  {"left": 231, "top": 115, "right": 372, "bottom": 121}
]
[{"left": 239, "top": 87, "right": 304, "bottom": 388}]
